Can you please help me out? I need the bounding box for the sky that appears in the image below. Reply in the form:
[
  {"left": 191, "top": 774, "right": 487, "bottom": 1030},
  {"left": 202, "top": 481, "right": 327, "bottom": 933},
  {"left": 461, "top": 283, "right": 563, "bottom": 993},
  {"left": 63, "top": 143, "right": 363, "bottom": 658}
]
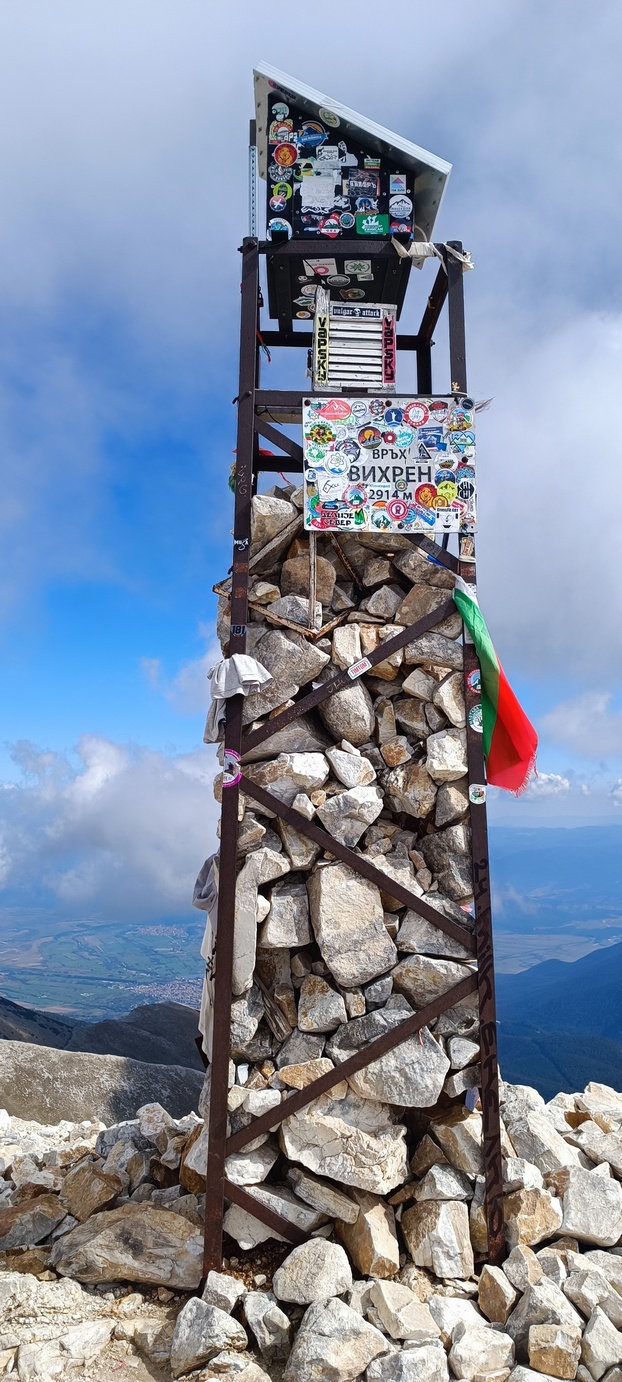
[{"left": 1, "top": 0, "right": 622, "bottom": 928}]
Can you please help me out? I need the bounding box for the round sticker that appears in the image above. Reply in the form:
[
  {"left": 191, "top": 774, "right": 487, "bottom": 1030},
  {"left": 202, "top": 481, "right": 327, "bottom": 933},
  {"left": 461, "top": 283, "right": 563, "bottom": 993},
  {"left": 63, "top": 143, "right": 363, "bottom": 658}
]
[
  {"left": 327, "top": 274, "right": 350, "bottom": 286},
  {"left": 341, "top": 287, "right": 365, "bottom": 299},
  {"left": 350, "top": 400, "right": 369, "bottom": 419},
  {"left": 299, "top": 284, "right": 317, "bottom": 296},
  {"left": 386, "top": 498, "right": 409, "bottom": 521},
  {"left": 272, "top": 102, "right": 289, "bottom": 120},
  {"left": 404, "top": 401, "right": 430, "bottom": 428},
  {"left": 428, "top": 400, "right": 449, "bottom": 422},
  {"left": 389, "top": 194, "right": 413, "bottom": 219},
  {"left": 415, "top": 483, "right": 437, "bottom": 508},
  {"left": 344, "top": 483, "right": 368, "bottom": 507},
  {"left": 223, "top": 748, "right": 241, "bottom": 788},
  {"left": 319, "top": 214, "right": 341, "bottom": 238},
  {"left": 298, "top": 121, "right": 327, "bottom": 150},
  {"left": 296, "top": 310, "right": 311, "bottom": 318},
  {"left": 339, "top": 212, "right": 355, "bottom": 229},
  {"left": 335, "top": 438, "right": 360, "bottom": 460},
  {"left": 306, "top": 422, "right": 335, "bottom": 446},
  {"left": 319, "top": 107, "right": 340, "bottom": 127},
  {"left": 358, "top": 425, "right": 382, "bottom": 448},
  {"left": 368, "top": 398, "right": 386, "bottom": 417},
  {"left": 272, "top": 181, "right": 292, "bottom": 201},
  {"left": 437, "top": 480, "right": 458, "bottom": 501},
  {"left": 394, "top": 478, "right": 408, "bottom": 492},
  {"left": 326, "top": 452, "right": 348, "bottom": 474},
  {"left": 271, "top": 121, "right": 293, "bottom": 143},
  {"left": 273, "top": 143, "right": 298, "bottom": 167},
  {"left": 270, "top": 194, "right": 288, "bottom": 212},
  {"left": 395, "top": 425, "right": 414, "bottom": 448},
  {"left": 466, "top": 668, "right": 481, "bottom": 693},
  {"left": 319, "top": 399, "right": 352, "bottom": 420},
  {"left": 267, "top": 218, "right": 292, "bottom": 239},
  {"left": 385, "top": 406, "right": 404, "bottom": 425},
  {"left": 456, "top": 464, "right": 475, "bottom": 480},
  {"left": 269, "top": 162, "right": 291, "bottom": 182},
  {"left": 297, "top": 158, "right": 317, "bottom": 177},
  {"left": 468, "top": 704, "right": 483, "bottom": 733},
  {"left": 469, "top": 784, "right": 487, "bottom": 805},
  {"left": 383, "top": 431, "right": 397, "bottom": 445}
]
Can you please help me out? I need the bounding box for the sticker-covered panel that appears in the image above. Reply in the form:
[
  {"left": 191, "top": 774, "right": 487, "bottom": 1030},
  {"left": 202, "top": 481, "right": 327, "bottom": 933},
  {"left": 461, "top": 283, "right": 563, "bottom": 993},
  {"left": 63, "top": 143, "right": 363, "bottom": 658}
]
[
  {"left": 303, "top": 396, "right": 476, "bottom": 534},
  {"left": 266, "top": 93, "right": 414, "bottom": 245}
]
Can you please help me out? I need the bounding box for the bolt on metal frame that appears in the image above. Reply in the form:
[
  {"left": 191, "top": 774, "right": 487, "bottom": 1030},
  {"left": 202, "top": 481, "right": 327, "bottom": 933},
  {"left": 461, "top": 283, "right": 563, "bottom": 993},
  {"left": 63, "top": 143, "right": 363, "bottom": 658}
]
[{"left": 203, "top": 224, "right": 504, "bottom": 1274}]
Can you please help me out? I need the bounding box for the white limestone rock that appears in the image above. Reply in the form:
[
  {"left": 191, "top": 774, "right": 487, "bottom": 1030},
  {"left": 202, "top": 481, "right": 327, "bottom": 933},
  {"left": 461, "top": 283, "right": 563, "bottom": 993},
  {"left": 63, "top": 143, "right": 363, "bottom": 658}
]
[
  {"left": 397, "top": 911, "right": 472, "bottom": 960},
  {"left": 223, "top": 1184, "right": 327, "bottom": 1249},
  {"left": 558, "top": 1166, "right": 622, "bottom": 1247},
  {"left": 428, "top": 1295, "right": 488, "bottom": 1346},
  {"left": 328, "top": 1004, "right": 450, "bottom": 1107},
  {"left": 433, "top": 672, "right": 466, "bottom": 727},
  {"left": 326, "top": 745, "right": 376, "bottom": 788},
  {"left": 244, "top": 753, "right": 330, "bottom": 812},
  {"left": 367, "top": 1342, "right": 450, "bottom": 1381},
  {"left": 243, "top": 1290, "right": 291, "bottom": 1363},
  {"left": 273, "top": 1240, "right": 352, "bottom": 1305},
  {"left": 297, "top": 975, "right": 348, "bottom": 1033},
  {"left": 370, "top": 1280, "right": 440, "bottom": 1343},
  {"left": 258, "top": 875, "right": 312, "bottom": 949},
  {"left": 233, "top": 848, "right": 291, "bottom": 995},
  {"left": 581, "top": 1308, "right": 622, "bottom": 1382},
  {"left": 502, "top": 1107, "right": 582, "bottom": 1175},
  {"left": 283, "top": 1298, "right": 388, "bottom": 1382},
  {"left": 170, "top": 1298, "right": 247, "bottom": 1377},
  {"left": 449, "top": 1321, "right": 515, "bottom": 1382},
  {"left": 392, "top": 953, "right": 474, "bottom": 1009},
  {"left": 280, "top": 1089, "right": 409, "bottom": 1194},
  {"left": 316, "top": 783, "right": 384, "bottom": 846},
  {"left": 425, "top": 728, "right": 468, "bottom": 781},
  {"left": 202, "top": 1271, "right": 248, "bottom": 1313},
  {"left": 564, "top": 1267, "right": 622, "bottom": 1329},
  {"left": 414, "top": 1163, "right": 473, "bottom": 1201},
  {"left": 307, "top": 863, "right": 397, "bottom": 988},
  {"left": 336, "top": 1188, "right": 400, "bottom": 1278},
  {"left": 287, "top": 1166, "right": 359, "bottom": 1224},
  {"left": 506, "top": 1279, "right": 583, "bottom": 1360},
  {"left": 401, "top": 1199, "right": 475, "bottom": 1279}
]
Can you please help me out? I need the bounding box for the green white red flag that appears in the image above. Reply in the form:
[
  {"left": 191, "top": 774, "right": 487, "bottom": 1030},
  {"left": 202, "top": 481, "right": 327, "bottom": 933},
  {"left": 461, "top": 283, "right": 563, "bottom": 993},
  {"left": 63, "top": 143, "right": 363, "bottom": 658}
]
[{"left": 453, "top": 576, "right": 538, "bottom": 795}]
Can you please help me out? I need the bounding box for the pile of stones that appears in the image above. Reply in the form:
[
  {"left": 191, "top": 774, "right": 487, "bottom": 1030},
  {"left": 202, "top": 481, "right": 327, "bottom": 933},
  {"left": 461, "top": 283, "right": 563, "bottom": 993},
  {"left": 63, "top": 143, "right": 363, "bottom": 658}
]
[{"left": 2, "top": 1080, "right": 622, "bottom": 1380}]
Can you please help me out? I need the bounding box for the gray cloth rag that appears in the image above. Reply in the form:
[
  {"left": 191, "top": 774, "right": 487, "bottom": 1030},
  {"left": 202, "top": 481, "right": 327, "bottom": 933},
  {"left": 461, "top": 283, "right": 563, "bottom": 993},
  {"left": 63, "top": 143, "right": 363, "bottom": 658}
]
[
  {"left": 192, "top": 853, "right": 219, "bottom": 1059},
  {"left": 203, "top": 654, "right": 272, "bottom": 743}
]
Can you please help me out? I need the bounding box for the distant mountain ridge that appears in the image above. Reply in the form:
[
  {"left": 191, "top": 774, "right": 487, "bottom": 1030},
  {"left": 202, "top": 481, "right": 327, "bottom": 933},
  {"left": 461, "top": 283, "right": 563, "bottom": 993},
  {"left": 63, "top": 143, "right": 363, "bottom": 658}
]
[
  {"left": 496, "top": 939, "right": 622, "bottom": 1040},
  {"left": 0, "top": 994, "right": 204, "bottom": 1070}
]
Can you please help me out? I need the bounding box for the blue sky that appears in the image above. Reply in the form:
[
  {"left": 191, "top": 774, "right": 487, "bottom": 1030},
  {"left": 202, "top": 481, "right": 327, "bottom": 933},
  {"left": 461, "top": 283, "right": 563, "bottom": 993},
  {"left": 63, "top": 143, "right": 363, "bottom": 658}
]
[{"left": 1, "top": 0, "right": 622, "bottom": 926}]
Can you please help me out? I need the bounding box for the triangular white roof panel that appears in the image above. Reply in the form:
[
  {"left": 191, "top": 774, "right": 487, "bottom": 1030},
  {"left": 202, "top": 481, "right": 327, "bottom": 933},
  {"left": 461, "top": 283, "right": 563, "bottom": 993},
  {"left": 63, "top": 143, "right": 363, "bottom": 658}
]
[{"left": 254, "top": 62, "right": 451, "bottom": 241}]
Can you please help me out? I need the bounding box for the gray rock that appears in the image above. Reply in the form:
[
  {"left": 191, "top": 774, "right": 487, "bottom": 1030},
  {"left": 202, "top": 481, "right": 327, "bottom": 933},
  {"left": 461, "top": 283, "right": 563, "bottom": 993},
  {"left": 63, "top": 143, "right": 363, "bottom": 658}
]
[
  {"left": 0, "top": 1040, "right": 203, "bottom": 1125},
  {"left": 414, "top": 1163, "right": 473, "bottom": 1200},
  {"left": 273, "top": 1240, "right": 352, "bottom": 1304},
  {"left": 396, "top": 582, "right": 453, "bottom": 627},
  {"left": 506, "top": 1279, "right": 583, "bottom": 1360},
  {"left": 202, "top": 1271, "right": 248, "bottom": 1313},
  {"left": 397, "top": 911, "right": 472, "bottom": 961},
  {"left": 370, "top": 1280, "right": 440, "bottom": 1342},
  {"left": 230, "top": 986, "right": 264, "bottom": 1058},
  {"left": 393, "top": 953, "right": 474, "bottom": 1009},
  {"left": 170, "top": 1298, "right": 247, "bottom": 1377},
  {"left": 573, "top": 1124, "right": 622, "bottom": 1177},
  {"left": 276, "top": 1029, "right": 325, "bottom": 1069},
  {"left": 287, "top": 1166, "right": 359, "bottom": 1224},
  {"left": 223, "top": 1184, "right": 327, "bottom": 1249},
  {"left": 365, "top": 584, "right": 404, "bottom": 619},
  {"left": 258, "top": 877, "right": 312, "bottom": 948},
  {"left": 508, "top": 1371, "right": 560, "bottom": 1382},
  {"left": 425, "top": 728, "right": 468, "bottom": 781},
  {"left": 280, "top": 1089, "right": 409, "bottom": 1194},
  {"left": 327, "top": 1005, "right": 450, "bottom": 1107},
  {"left": 502, "top": 1107, "right": 583, "bottom": 1175},
  {"left": 244, "top": 630, "right": 330, "bottom": 722},
  {"left": 282, "top": 555, "right": 336, "bottom": 605},
  {"left": 449, "top": 1321, "right": 515, "bottom": 1382},
  {"left": 244, "top": 753, "right": 330, "bottom": 811},
  {"left": 297, "top": 975, "right": 348, "bottom": 1033},
  {"left": 383, "top": 760, "right": 437, "bottom": 818},
  {"left": 307, "top": 863, "right": 397, "bottom": 988},
  {"left": 449, "top": 1035, "right": 481, "bottom": 1068},
  {"left": 283, "top": 1298, "right": 388, "bottom": 1381},
  {"left": 367, "top": 1343, "right": 449, "bottom": 1381},
  {"left": 392, "top": 546, "right": 455, "bottom": 588},
  {"left": 326, "top": 745, "right": 377, "bottom": 788},
  {"left": 403, "top": 632, "right": 463, "bottom": 669},
  {"left": 242, "top": 715, "right": 331, "bottom": 763},
  {"left": 582, "top": 1308, "right": 622, "bottom": 1381},
  {"left": 433, "top": 672, "right": 466, "bottom": 727},
  {"left": 559, "top": 1166, "right": 622, "bottom": 1246},
  {"left": 392, "top": 698, "right": 429, "bottom": 738},
  {"left": 233, "top": 848, "right": 291, "bottom": 994},
  {"left": 250, "top": 494, "right": 297, "bottom": 554},
  {"left": 317, "top": 675, "right": 375, "bottom": 746},
  {"left": 365, "top": 975, "right": 394, "bottom": 1009},
  {"left": 435, "top": 778, "right": 469, "bottom": 827},
  {"left": 225, "top": 1142, "right": 280, "bottom": 1187},
  {"left": 332, "top": 623, "right": 363, "bottom": 669},
  {"left": 402, "top": 1199, "right": 475, "bottom": 1279},
  {"left": 317, "top": 784, "right": 384, "bottom": 846},
  {"left": 243, "top": 1290, "right": 291, "bottom": 1362},
  {"left": 0, "top": 1194, "right": 67, "bottom": 1249},
  {"left": 419, "top": 824, "right": 473, "bottom": 900},
  {"left": 565, "top": 1268, "right": 622, "bottom": 1329},
  {"left": 51, "top": 1204, "right": 203, "bottom": 1288},
  {"left": 266, "top": 594, "right": 322, "bottom": 627}
]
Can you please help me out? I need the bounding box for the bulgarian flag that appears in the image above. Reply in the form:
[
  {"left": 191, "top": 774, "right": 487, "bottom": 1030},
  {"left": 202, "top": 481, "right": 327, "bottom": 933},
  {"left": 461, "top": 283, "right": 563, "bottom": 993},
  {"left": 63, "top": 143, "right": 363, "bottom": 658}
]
[{"left": 453, "top": 576, "right": 538, "bottom": 795}]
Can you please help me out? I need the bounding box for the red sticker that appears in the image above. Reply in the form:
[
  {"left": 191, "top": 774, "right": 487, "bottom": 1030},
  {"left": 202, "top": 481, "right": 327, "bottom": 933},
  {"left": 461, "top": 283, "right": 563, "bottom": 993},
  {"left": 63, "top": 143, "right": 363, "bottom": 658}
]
[
  {"left": 386, "top": 498, "right": 409, "bottom": 521},
  {"left": 273, "top": 143, "right": 298, "bottom": 167},
  {"left": 404, "top": 401, "right": 430, "bottom": 428},
  {"left": 319, "top": 399, "right": 352, "bottom": 420}
]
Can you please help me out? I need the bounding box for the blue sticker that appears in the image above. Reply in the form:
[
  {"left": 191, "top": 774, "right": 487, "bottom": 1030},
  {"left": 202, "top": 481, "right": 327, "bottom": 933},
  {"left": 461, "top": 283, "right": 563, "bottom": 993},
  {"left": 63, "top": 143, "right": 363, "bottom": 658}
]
[{"left": 385, "top": 406, "right": 404, "bottom": 425}]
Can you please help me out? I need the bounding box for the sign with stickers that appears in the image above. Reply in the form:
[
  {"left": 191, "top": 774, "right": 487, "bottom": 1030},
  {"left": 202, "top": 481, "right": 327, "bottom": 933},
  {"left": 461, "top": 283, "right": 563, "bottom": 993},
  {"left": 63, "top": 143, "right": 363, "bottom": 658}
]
[
  {"left": 265, "top": 91, "right": 414, "bottom": 249},
  {"left": 303, "top": 396, "right": 477, "bottom": 535}
]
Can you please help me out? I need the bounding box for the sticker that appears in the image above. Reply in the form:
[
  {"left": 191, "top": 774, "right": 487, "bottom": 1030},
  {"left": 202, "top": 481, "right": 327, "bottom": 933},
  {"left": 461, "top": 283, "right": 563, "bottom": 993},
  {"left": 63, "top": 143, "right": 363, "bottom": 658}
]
[
  {"left": 468, "top": 703, "right": 483, "bottom": 733},
  {"left": 356, "top": 212, "right": 389, "bottom": 236},
  {"left": 466, "top": 668, "right": 481, "bottom": 692},
  {"left": 306, "top": 421, "right": 335, "bottom": 446},
  {"left": 340, "top": 287, "right": 365, "bottom": 299},
  {"left": 269, "top": 119, "right": 294, "bottom": 143},
  {"left": 350, "top": 399, "right": 369, "bottom": 419},
  {"left": 389, "top": 194, "right": 413, "bottom": 219},
  {"left": 316, "top": 145, "right": 340, "bottom": 166},
  {"left": 428, "top": 399, "right": 450, "bottom": 422},
  {"left": 469, "top": 783, "right": 487, "bottom": 805},
  {"left": 272, "top": 181, "right": 292, "bottom": 201},
  {"left": 222, "top": 749, "right": 241, "bottom": 788},
  {"left": 385, "top": 406, "right": 404, "bottom": 425},
  {"left": 269, "top": 161, "right": 291, "bottom": 182},
  {"left": 383, "top": 430, "right": 397, "bottom": 445},
  {"left": 460, "top": 534, "right": 476, "bottom": 561},
  {"left": 273, "top": 142, "right": 298, "bottom": 167},
  {"left": 358, "top": 425, "right": 383, "bottom": 448},
  {"left": 344, "top": 259, "right": 371, "bottom": 275},
  {"left": 355, "top": 196, "right": 378, "bottom": 213},
  {"left": 327, "top": 273, "right": 350, "bottom": 286},
  {"left": 298, "top": 120, "right": 327, "bottom": 151},
  {"left": 395, "top": 424, "right": 415, "bottom": 448},
  {"left": 296, "top": 310, "right": 312, "bottom": 318},
  {"left": 335, "top": 438, "right": 360, "bottom": 460},
  {"left": 271, "top": 101, "right": 289, "bottom": 120},
  {"left": 230, "top": 625, "right": 246, "bottom": 637},
  {"left": 304, "top": 257, "right": 338, "bottom": 278},
  {"left": 343, "top": 483, "right": 368, "bottom": 507},
  {"left": 339, "top": 212, "right": 355, "bottom": 229},
  {"left": 368, "top": 398, "right": 386, "bottom": 417},
  {"left": 266, "top": 218, "right": 292, "bottom": 240},
  {"left": 320, "top": 398, "right": 351, "bottom": 420},
  {"left": 437, "top": 479, "right": 458, "bottom": 501},
  {"left": 297, "top": 158, "right": 317, "bottom": 177},
  {"left": 415, "top": 483, "right": 437, "bottom": 508},
  {"left": 270, "top": 194, "right": 289, "bottom": 212},
  {"left": 347, "top": 656, "right": 372, "bottom": 679},
  {"left": 456, "top": 464, "right": 475, "bottom": 480},
  {"left": 319, "top": 214, "right": 342, "bottom": 238},
  {"left": 389, "top": 173, "right": 408, "bottom": 195},
  {"left": 364, "top": 156, "right": 381, "bottom": 169},
  {"left": 319, "top": 107, "right": 340, "bottom": 127},
  {"left": 404, "top": 401, "right": 430, "bottom": 428},
  {"left": 386, "top": 498, "right": 409, "bottom": 521},
  {"left": 299, "top": 284, "right": 317, "bottom": 296}
]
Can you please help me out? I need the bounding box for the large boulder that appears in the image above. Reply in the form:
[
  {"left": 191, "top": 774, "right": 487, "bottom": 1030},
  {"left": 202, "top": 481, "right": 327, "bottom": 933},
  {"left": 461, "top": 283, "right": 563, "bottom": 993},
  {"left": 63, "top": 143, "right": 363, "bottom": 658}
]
[{"left": 0, "top": 1041, "right": 203, "bottom": 1124}]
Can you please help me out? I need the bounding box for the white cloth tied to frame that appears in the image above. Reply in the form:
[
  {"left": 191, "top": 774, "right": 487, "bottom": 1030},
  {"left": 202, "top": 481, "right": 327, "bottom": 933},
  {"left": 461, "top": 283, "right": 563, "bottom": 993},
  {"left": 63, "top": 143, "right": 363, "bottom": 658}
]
[
  {"left": 390, "top": 236, "right": 474, "bottom": 271},
  {"left": 203, "top": 654, "right": 272, "bottom": 743},
  {"left": 193, "top": 853, "right": 219, "bottom": 1059}
]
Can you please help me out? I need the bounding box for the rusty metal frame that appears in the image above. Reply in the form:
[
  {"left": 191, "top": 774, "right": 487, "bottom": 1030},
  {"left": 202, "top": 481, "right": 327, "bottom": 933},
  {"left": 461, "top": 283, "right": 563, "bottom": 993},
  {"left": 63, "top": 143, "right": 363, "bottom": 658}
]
[{"left": 202, "top": 225, "right": 504, "bottom": 1273}]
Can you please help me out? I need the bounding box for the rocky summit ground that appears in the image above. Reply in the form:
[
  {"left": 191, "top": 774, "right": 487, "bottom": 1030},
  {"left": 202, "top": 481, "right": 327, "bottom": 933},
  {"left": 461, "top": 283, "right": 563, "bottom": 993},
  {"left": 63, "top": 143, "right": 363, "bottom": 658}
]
[{"left": 2, "top": 1078, "right": 622, "bottom": 1381}]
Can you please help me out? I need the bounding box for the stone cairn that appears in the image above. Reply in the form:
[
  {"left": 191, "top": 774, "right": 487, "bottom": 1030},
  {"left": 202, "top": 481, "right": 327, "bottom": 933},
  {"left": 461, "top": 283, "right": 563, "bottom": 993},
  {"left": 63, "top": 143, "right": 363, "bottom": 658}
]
[{"left": 3, "top": 494, "right": 622, "bottom": 1380}]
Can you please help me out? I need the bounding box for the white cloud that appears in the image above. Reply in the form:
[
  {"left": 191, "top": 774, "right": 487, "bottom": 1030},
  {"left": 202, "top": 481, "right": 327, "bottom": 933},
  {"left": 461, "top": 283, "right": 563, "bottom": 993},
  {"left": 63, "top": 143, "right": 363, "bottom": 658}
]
[
  {"left": 141, "top": 626, "right": 221, "bottom": 716},
  {"left": 525, "top": 772, "right": 571, "bottom": 797},
  {"left": 0, "top": 735, "right": 218, "bottom": 917},
  {"left": 540, "top": 692, "right": 622, "bottom": 759}
]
